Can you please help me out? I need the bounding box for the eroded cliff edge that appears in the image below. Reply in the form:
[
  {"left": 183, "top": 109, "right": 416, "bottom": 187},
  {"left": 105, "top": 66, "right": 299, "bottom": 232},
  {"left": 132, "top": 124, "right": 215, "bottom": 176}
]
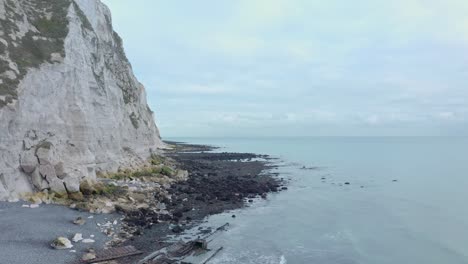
[{"left": 0, "top": 0, "right": 163, "bottom": 200}]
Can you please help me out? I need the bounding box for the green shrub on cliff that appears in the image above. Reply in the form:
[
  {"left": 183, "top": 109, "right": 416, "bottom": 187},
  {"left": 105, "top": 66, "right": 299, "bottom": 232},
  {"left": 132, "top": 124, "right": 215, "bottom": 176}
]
[{"left": 160, "top": 166, "right": 173, "bottom": 176}]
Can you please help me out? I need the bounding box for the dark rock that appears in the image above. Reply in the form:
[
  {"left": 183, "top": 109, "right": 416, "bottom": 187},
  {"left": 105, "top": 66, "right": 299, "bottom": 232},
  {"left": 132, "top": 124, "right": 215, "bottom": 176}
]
[
  {"left": 173, "top": 211, "right": 183, "bottom": 218},
  {"left": 344, "top": 182, "right": 350, "bottom": 185},
  {"left": 118, "top": 143, "right": 285, "bottom": 257},
  {"left": 171, "top": 225, "right": 183, "bottom": 233}
]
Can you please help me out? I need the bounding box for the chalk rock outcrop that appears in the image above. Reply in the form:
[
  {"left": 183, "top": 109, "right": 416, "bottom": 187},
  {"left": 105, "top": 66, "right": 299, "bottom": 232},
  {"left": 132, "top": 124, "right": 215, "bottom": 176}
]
[{"left": 0, "top": 0, "right": 163, "bottom": 200}]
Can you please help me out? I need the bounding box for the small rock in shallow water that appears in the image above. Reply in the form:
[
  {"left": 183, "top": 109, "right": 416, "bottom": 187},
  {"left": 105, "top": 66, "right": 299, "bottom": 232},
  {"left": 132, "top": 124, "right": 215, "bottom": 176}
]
[
  {"left": 392, "top": 179, "right": 398, "bottom": 182},
  {"left": 232, "top": 214, "right": 236, "bottom": 218},
  {"left": 73, "top": 217, "right": 86, "bottom": 225},
  {"left": 281, "top": 186, "right": 288, "bottom": 190},
  {"left": 344, "top": 182, "right": 350, "bottom": 185},
  {"left": 172, "top": 225, "right": 183, "bottom": 233},
  {"left": 51, "top": 237, "right": 73, "bottom": 249},
  {"left": 82, "top": 238, "right": 95, "bottom": 243},
  {"left": 248, "top": 199, "right": 253, "bottom": 203},
  {"left": 29, "top": 204, "right": 39, "bottom": 208}
]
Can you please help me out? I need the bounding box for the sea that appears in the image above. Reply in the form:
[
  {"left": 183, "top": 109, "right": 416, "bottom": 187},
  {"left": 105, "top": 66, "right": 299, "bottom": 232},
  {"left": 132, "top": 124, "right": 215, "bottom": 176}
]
[{"left": 166, "top": 137, "right": 468, "bottom": 264}]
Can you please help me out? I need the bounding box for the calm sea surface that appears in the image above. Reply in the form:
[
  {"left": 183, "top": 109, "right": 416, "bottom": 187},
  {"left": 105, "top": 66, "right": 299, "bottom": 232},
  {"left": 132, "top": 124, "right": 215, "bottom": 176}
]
[{"left": 166, "top": 137, "right": 468, "bottom": 264}]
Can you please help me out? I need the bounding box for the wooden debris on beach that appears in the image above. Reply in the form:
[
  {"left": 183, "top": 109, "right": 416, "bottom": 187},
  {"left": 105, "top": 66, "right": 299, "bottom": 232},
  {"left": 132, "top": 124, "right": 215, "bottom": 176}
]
[
  {"left": 85, "top": 245, "right": 143, "bottom": 263},
  {"left": 144, "top": 239, "right": 209, "bottom": 264},
  {"left": 141, "top": 223, "right": 229, "bottom": 264},
  {"left": 201, "top": 247, "right": 224, "bottom": 264}
]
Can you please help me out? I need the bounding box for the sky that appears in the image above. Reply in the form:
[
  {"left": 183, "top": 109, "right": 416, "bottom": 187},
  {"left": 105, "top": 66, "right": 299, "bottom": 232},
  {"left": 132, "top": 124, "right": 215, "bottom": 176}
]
[{"left": 101, "top": 0, "right": 468, "bottom": 137}]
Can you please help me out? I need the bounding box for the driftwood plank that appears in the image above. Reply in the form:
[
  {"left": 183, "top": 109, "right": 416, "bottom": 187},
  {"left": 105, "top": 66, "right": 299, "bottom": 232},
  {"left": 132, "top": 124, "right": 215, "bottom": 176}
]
[{"left": 87, "top": 245, "right": 143, "bottom": 263}]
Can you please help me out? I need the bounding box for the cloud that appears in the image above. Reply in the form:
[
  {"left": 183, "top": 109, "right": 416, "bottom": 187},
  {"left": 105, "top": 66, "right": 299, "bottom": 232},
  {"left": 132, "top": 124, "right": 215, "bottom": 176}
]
[
  {"left": 204, "top": 34, "right": 265, "bottom": 56},
  {"left": 102, "top": 0, "right": 468, "bottom": 136},
  {"left": 167, "top": 84, "right": 233, "bottom": 95}
]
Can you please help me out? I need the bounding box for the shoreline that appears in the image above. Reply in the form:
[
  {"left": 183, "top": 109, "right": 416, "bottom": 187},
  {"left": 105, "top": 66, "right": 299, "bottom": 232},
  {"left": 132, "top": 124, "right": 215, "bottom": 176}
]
[
  {"left": 0, "top": 141, "right": 285, "bottom": 264},
  {"left": 118, "top": 141, "right": 285, "bottom": 263}
]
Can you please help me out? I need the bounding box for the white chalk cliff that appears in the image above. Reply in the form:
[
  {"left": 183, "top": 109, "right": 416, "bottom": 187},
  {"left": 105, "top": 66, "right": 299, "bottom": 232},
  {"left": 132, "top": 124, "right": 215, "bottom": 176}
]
[{"left": 0, "top": 0, "right": 163, "bottom": 200}]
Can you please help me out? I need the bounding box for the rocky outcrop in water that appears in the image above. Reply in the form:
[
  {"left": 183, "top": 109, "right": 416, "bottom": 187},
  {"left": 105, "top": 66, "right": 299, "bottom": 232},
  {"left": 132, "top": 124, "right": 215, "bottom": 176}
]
[{"left": 0, "top": 0, "right": 163, "bottom": 200}]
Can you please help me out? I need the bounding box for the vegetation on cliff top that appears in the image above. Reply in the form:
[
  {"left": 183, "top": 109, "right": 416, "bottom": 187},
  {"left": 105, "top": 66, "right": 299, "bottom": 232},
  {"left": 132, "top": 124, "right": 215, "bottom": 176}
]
[{"left": 0, "top": 0, "right": 71, "bottom": 106}]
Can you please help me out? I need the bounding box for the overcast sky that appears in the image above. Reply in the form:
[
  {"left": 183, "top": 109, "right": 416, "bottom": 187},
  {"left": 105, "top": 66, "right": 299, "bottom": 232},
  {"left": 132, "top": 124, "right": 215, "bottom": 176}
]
[{"left": 101, "top": 0, "right": 468, "bottom": 137}]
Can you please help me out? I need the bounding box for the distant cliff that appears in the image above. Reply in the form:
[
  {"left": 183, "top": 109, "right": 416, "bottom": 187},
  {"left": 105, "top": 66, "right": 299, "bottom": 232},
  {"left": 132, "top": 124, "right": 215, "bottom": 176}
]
[{"left": 0, "top": 0, "right": 163, "bottom": 200}]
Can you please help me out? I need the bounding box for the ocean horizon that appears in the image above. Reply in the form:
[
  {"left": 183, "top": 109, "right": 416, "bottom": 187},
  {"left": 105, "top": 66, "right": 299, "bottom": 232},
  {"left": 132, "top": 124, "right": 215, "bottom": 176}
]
[{"left": 166, "top": 136, "right": 468, "bottom": 264}]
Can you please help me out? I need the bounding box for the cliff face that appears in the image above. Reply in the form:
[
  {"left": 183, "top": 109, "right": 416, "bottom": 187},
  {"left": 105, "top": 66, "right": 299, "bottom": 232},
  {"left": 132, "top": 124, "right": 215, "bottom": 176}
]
[{"left": 0, "top": 0, "right": 163, "bottom": 200}]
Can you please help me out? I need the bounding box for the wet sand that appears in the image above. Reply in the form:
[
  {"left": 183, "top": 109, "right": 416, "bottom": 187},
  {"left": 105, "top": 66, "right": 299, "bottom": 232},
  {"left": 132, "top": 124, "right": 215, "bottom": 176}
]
[{"left": 0, "top": 202, "right": 121, "bottom": 264}]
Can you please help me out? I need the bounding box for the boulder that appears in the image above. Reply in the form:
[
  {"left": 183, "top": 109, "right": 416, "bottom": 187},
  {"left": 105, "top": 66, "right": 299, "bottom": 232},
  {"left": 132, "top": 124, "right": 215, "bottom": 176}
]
[
  {"left": 128, "top": 192, "right": 146, "bottom": 203},
  {"left": 115, "top": 204, "right": 137, "bottom": 214},
  {"left": 39, "top": 164, "right": 67, "bottom": 193},
  {"left": 51, "top": 237, "right": 73, "bottom": 249},
  {"left": 136, "top": 203, "right": 149, "bottom": 210},
  {"left": 73, "top": 216, "right": 86, "bottom": 226},
  {"left": 54, "top": 162, "right": 66, "bottom": 179},
  {"left": 48, "top": 178, "right": 66, "bottom": 193},
  {"left": 30, "top": 169, "right": 49, "bottom": 191},
  {"left": 36, "top": 146, "right": 51, "bottom": 165},
  {"left": 38, "top": 164, "right": 56, "bottom": 182},
  {"left": 175, "top": 170, "right": 189, "bottom": 181},
  {"left": 63, "top": 177, "right": 81, "bottom": 193},
  {"left": 23, "top": 138, "right": 35, "bottom": 151},
  {"left": 20, "top": 150, "right": 38, "bottom": 174}
]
